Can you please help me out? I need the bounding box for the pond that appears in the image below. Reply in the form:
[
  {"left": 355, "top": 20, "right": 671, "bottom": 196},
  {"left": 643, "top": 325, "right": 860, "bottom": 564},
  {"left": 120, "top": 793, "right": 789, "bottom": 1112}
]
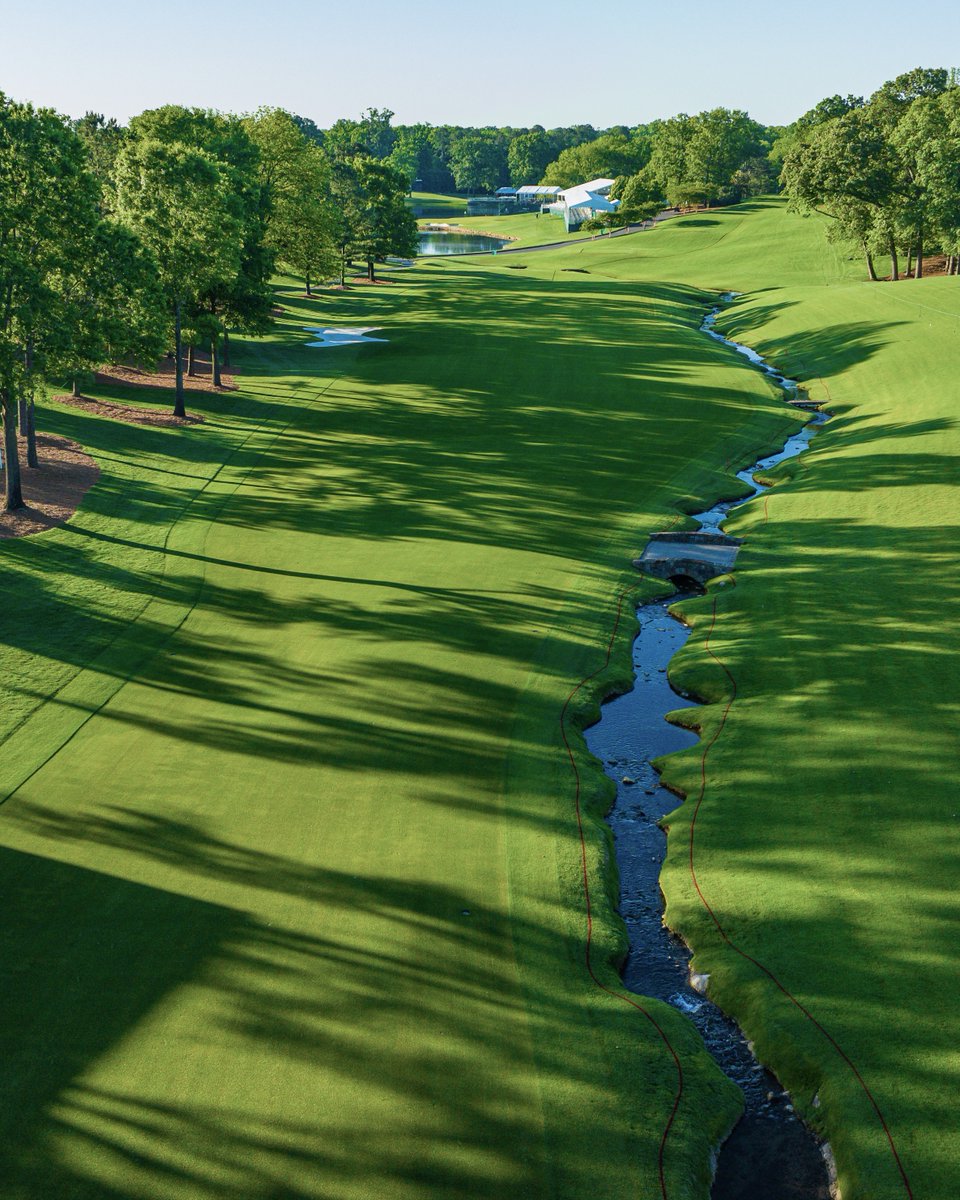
[{"left": 417, "top": 231, "right": 509, "bottom": 256}]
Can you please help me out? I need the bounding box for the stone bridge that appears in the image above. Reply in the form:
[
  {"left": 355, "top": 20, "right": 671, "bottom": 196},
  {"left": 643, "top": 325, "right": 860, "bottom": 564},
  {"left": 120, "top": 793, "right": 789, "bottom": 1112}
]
[{"left": 633, "top": 531, "right": 742, "bottom": 588}]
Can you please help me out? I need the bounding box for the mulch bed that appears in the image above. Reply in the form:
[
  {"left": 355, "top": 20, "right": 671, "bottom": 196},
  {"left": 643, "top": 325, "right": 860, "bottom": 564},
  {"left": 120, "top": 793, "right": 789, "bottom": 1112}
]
[
  {"left": 95, "top": 350, "right": 238, "bottom": 393},
  {"left": 0, "top": 434, "right": 100, "bottom": 539},
  {"left": 54, "top": 393, "right": 204, "bottom": 427}
]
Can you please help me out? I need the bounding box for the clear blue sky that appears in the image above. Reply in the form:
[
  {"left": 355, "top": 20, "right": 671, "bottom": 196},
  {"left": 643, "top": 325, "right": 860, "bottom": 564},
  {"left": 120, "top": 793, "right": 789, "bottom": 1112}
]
[{"left": 1, "top": 0, "right": 958, "bottom": 129}]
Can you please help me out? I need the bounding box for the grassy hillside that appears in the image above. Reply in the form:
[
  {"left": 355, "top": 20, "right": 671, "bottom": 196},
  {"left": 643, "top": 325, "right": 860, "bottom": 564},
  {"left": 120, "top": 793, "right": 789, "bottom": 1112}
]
[
  {"left": 1, "top": 195, "right": 955, "bottom": 1200},
  {"left": 491, "top": 200, "right": 956, "bottom": 1200},
  {"left": 408, "top": 190, "right": 468, "bottom": 217},
  {"left": 0, "top": 248, "right": 806, "bottom": 1197},
  {"left": 419, "top": 208, "right": 595, "bottom": 248}
]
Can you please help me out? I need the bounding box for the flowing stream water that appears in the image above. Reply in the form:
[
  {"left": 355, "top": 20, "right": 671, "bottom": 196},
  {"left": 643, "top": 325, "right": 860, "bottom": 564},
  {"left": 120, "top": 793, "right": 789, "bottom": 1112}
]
[{"left": 584, "top": 298, "right": 835, "bottom": 1199}]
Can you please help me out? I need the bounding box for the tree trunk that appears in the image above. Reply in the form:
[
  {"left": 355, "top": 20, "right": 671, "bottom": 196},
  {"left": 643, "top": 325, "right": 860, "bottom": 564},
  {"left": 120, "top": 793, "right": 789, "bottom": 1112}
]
[
  {"left": 211, "top": 335, "right": 222, "bottom": 388},
  {"left": 222, "top": 328, "right": 231, "bottom": 368},
  {"left": 173, "top": 300, "right": 186, "bottom": 418},
  {"left": 367, "top": 259, "right": 376, "bottom": 282},
  {"left": 1, "top": 381, "right": 24, "bottom": 511},
  {"left": 187, "top": 343, "right": 196, "bottom": 377},
  {"left": 906, "top": 247, "right": 913, "bottom": 277},
  {"left": 26, "top": 397, "right": 37, "bottom": 468},
  {"left": 340, "top": 247, "right": 346, "bottom": 287},
  {"left": 305, "top": 271, "right": 312, "bottom": 298},
  {"left": 889, "top": 235, "right": 899, "bottom": 281},
  {"left": 915, "top": 227, "right": 924, "bottom": 279},
  {"left": 72, "top": 378, "right": 82, "bottom": 398},
  {"left": 18, "top": 395, "right": 28, "bottom": 433},
  {"left": 863, "top": 241, "right": 878, "bottom": 282}
]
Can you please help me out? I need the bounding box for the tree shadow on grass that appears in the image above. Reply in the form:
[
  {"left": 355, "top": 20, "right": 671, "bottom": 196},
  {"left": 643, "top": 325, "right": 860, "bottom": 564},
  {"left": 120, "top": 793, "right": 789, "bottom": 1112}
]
[{"left": 0, "top": 821, "right": 705, "bottom": 1200}]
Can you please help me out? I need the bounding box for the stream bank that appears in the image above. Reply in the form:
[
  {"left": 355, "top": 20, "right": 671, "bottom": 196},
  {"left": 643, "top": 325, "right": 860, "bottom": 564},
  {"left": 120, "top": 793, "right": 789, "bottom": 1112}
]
[{"left": 585, "top": 297, "right": 834, "bottom": 1198}]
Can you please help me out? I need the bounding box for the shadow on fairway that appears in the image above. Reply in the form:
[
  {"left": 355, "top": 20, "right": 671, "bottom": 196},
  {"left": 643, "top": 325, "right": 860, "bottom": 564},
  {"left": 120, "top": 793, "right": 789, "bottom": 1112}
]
[
  {"left": 0, "top": 823, "right": 687, "bottom": 1199},
  {"left": 659, "top": 513, "right": 960, "bottom": 1197}
]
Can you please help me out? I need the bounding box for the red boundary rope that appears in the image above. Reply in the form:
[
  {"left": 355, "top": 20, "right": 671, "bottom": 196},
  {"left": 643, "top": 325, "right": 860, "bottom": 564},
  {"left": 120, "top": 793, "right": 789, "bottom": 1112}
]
[{"left": 689, "top": 596, "right": 914, "bottom": 1199}]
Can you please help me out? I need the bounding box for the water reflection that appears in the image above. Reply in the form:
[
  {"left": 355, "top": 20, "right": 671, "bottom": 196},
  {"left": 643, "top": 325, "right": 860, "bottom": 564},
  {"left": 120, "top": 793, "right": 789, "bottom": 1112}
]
[{"left": 417, "top": 232, "right": 509, "bottom": 256}]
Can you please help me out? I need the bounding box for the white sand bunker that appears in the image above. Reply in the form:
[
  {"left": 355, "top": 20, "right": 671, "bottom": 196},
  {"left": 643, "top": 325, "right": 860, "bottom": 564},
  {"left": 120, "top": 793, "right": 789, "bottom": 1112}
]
[{"left": 304, "top": 326, "right": 387, "bottom": 348}]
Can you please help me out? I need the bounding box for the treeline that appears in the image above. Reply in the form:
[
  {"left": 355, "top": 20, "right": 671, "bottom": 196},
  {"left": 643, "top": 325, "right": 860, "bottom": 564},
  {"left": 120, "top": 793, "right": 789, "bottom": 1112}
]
[
  {"left": 778, "top": 67, "right": 960, "bottom": 279},
  {"left": 299, "top": 107, "right": 779, "bottom": 201},
  {"left": 0, "top": 98, "right": 418, "bottom": 511}
]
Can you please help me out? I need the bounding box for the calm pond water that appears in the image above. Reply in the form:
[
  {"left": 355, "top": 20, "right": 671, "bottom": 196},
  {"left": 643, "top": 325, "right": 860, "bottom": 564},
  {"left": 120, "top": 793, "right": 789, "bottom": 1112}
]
[{"left": 417, "top": 231, "right": 509, "bottom": 256}]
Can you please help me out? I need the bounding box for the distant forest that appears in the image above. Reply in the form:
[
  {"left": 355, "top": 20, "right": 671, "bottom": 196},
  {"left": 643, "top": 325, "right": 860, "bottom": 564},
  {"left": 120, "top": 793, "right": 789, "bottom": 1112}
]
[
  {"left": 4, "top": 66, "right": 960, "bottom": 509},
  {"left": 290, "top": 106, "right": 780, "bottom": 205}
]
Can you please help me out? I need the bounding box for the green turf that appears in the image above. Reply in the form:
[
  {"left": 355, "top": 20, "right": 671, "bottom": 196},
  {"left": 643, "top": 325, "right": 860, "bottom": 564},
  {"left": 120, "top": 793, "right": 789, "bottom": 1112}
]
[
  {"left": 0, "top": 249, "right": 804, "bottom": 1197},
  {"left": 0, "top": 199, "right": 955, "bottom": 1200},
  {"left": 495, "top": 200, "right": 957, "bottom": 1199},
  {"left": 408, "top": 190, "right": 469, "bottom": 218},
  {"left": 418, "top": 208, "right": 596, "bottom": 248}
]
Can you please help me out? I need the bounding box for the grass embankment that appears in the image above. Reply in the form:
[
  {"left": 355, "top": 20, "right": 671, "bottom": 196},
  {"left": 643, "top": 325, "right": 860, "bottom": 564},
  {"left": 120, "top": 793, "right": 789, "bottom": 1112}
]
[
  {"left": 408, "top": 190, "right": 469, "bottom": 217},
  {"left": 0, "top": 239, "right": 807, "bottom": 1198},
  {"left": 490, "top": 200, "right": 959, "bottom": 1199},
  {"left": 419, "top": 209, "right": 596, "bottom": 249}
]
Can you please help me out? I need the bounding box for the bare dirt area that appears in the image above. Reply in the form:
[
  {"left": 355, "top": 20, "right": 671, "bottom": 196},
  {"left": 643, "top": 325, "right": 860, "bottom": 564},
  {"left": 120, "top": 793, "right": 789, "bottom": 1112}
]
[
  {"left": 55, "top": 393, "right": 204, "bottom": 427},
  {"left": 95, "top": 348, "right": 238, "bottom": 393},
  {"left": 0, "top": 434, "right": 100, "bottom": 539}
]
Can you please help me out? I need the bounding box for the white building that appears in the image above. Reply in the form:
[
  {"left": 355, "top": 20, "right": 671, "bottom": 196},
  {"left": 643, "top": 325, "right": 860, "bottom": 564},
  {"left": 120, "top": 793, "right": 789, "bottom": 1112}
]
[{"left": 547, "top": 178, "right": 620, "bottom": 231}]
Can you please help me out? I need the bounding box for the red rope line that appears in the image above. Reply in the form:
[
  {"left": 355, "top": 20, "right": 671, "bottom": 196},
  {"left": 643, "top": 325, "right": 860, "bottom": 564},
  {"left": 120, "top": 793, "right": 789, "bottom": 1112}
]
[
  {"left": 560, "top": 586, "right": 684, "bottom": 1200},
  {"left": 689, "top": 597, "right": 914, "bottom": 1198}
]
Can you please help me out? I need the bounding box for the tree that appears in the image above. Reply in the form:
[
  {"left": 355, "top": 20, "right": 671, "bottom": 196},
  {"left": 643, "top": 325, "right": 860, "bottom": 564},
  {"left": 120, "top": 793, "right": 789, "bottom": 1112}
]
[
  {"left": 128, "top": 106, "right": 272, "bottom": 383},
  {"left": 115, "top": 136, "right": 243, "bottom": 416},
  {"left": 609, "top": 174, "right": 664, "bottom": 224},
  {"left": 781, "top": 103, "right": 909, "bottom": 280},
  {"left": 355, "top": 158, "right": 419, "bottom": 281},
  {"left": 449, "top": 135, "right": 504, "bottom": 193},
  {"left": 325, "top": 107, "right": 397, "bottom": 160},
  {"left": 72, "top": 112, "right": 125, "bottom": 203},
  {"left": 541, "top": 134, "right": 649, "bottom": 187},
  {"left": 646, "top": 109, "right": 768, "bottom": 203},
  {"left": 51, "top": 218, "right": 167, "bottom": 399},
  {"left": 0, "top": 94, "right": 101, "bottom": 509},
  {"left": 508, "top": 130, "right": 555, "bottom": 186},
  {"left": 246, "top": 108, "right": 338, "bottom": 296}
]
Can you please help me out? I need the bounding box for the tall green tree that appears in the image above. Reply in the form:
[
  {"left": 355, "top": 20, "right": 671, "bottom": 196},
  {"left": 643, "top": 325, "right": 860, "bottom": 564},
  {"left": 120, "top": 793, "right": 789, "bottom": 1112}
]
[
  {"left": 508, "top": 130, "right": 554, "bottom": 186},
  {"left": 780, "top": 106, "right": 901, "bottom": 279},
  {"left": 355, "top": 157, "right": 419, "bottom": 281},
  {"left": 541, "top": 134, "right": 649, "bottom": 187},
  {"left": 0, "top": 94, "right": 100, "bottom": 508},
  {"left": 115, "top": 137, "right": 242, "bottom": 416},
  {"left": 129, "top": 105, "right": 271, "bottom": 375},
  {"left": 51, "top": 218, "right": 167, "bottom": 400},
  {"left": 246, "top": 108, "right": 337, "bottom": 297},
  {"left": 448, "top": 135, "right": 504, "bottom": 193}
]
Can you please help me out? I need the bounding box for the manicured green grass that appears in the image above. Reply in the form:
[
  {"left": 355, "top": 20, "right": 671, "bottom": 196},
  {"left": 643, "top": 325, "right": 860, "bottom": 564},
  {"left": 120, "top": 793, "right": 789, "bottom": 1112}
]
[
  {"left": 408, "top": 190, "right": 469, "bottom": 218},
  {"left": 493, "top": 198, "right": 959, "bottom": 1200},
  {"left": 2, "top": 197, "right": 955, "bottom": 1200},
  {"left": 0, "top": 245, "right": 805, "bottom": 1198},
  {"left": 419, "top": 208, "right": 596, "bottom": 248}
]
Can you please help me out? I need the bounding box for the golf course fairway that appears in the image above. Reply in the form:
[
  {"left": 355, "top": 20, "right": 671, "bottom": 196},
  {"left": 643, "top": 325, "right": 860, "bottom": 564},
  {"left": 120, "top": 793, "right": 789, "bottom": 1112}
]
[{"left": 0, "top": 198, "right": 956, "bottom": 1199}]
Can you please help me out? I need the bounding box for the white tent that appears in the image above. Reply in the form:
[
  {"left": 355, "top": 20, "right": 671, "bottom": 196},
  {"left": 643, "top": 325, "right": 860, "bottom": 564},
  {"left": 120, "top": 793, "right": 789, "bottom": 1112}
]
[{"left": 554, "top": 179, "right": 619, "bottom": 229}]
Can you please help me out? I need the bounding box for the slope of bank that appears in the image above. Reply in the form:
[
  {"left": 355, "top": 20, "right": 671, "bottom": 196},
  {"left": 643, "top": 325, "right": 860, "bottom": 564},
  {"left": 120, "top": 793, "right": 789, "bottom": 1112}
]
[{"left": 487, "top": 198, "right": 960, "bottom": 1199}]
